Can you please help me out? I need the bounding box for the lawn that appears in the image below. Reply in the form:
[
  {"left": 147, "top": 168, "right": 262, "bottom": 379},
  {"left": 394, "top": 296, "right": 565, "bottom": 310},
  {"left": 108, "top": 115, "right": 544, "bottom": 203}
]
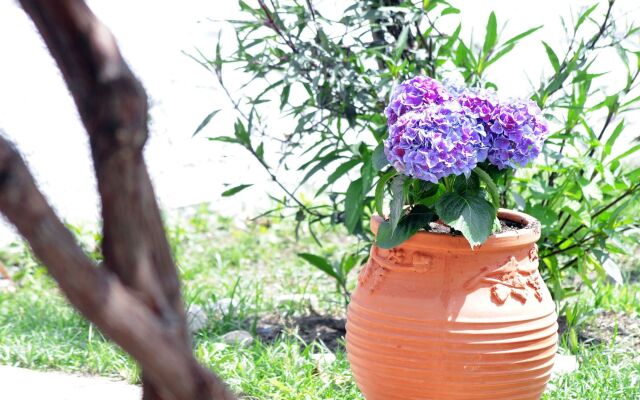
[{"left": 0, "top": 206, "right": 638, "bottom": 399}]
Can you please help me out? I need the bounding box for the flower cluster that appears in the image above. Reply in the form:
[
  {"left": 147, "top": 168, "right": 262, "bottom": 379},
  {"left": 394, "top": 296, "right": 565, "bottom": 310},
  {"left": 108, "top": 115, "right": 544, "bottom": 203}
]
[
  {"left": 385, "top": 76, "right": 450, "bottom": 126},
  {"left": 384, "top": 76, "right": 548, "bottom": 181},
  {"left": 385, "top": 103, "right": 487, "bottom": 183},
  {"left": 486, "top": 98, "right": 548, "bottom": 169}
]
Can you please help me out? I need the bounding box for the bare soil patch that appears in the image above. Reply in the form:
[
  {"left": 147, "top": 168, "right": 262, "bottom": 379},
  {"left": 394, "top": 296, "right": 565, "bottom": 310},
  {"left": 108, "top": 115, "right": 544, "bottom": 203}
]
[
  {"left": 256, "top": 314, "right": 346, "bottom": 352},
  {"left": 559, "top": 311, "right": 640, "bottom": 350}
]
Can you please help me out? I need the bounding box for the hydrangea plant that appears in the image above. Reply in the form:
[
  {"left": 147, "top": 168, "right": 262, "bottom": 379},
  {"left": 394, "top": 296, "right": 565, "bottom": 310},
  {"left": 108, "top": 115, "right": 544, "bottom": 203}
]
[{"left": 376, "top": 76, "right": 548, "bottom": 248}]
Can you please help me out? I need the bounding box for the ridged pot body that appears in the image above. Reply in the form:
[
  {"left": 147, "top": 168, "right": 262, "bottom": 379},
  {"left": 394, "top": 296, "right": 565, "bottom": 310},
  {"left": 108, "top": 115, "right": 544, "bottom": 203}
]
[{"left": 346, "top": 209, "right": 557, "bottom": 400}]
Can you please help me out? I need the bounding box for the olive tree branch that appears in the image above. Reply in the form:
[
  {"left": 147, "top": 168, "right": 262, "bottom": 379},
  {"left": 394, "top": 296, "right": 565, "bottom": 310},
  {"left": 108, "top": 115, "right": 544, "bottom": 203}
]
[{"left": 11, "top": 1, "right": 237, "bottom": 398}]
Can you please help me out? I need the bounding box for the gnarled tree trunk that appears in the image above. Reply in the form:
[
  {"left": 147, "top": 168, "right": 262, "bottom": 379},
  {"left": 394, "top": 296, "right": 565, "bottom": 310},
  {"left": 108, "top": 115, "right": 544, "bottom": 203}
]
[{"left": 0, "top": 1, "right": 236, "bottom": 399}]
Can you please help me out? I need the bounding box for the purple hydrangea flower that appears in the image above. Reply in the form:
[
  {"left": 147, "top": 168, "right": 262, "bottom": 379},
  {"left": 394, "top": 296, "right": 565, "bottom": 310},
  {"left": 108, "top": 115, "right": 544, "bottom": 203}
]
[
  {"left": 384, "top": 75, "right": 548, "bottom": 181},
  {"left": 457, "top": 87, "right": 499, "bottom": 124},
  {"left": 385, "top": 76, "right": 450, "bottom": 126},
  {"left": 486, "top": 98, "right": 548, "bottom": 169},
  {"left": 384, "top": 102, "right": 488, "bottom": 183}
]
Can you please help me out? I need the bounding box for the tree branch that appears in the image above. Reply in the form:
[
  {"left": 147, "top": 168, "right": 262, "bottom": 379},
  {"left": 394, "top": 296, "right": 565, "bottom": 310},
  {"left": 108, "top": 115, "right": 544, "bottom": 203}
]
[{"left": 8, "top": 0, "right": 237, "bottom": 398}]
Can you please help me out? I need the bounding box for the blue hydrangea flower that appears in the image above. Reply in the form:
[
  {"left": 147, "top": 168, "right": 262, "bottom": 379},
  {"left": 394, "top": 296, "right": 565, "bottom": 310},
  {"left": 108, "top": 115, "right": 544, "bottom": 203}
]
[
  {"left": 486, "top": 98, "right": 548, "bottom": 169},
  {"left": 385, "top": 76, "right": 450, "bottom": 126},
  {"left": 442, "top": 78, "right": 467, "bottom": 98},
  {"left": 384, "top": 102, "right": 489, "bottom": 183},
  {"left": 385, "top": 76, "right": 548, "bottom": 181}
]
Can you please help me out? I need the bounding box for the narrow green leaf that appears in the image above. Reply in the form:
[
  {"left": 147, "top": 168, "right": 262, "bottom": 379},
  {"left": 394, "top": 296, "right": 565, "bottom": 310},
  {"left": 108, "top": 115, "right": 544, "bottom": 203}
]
[
  {"left": 482, "top": 12, "right": 498, "bottom": 56},
  {"left": 300, "top": 155, "right": 341, "bottom": 186},
  {"left": 340, "top": 254, "right": 361, "bottom": 276},
  {"left": 372, "top": 143, "right": 389, "bottom": 171},
  {"left": 602, "top": 257, "right": 623, "bottom": 285},
  {"left": 361, "top": 158, "right": 375, "bottom": 197},
  {"left": 389, "top": 175, "right": 407, "bottom": 233},
  {"left": 280, "top": 84, "right": 291, "bottom": 110},
  {"left": 315, "top": 159, "right": 360, "bottom": 196},
  {"left": 221, "top": 184, "right": 253, "bottom": 197},
  {"left": 193, "top": 110, "right": 220, "bottom": 137},
  {"left": 620, "top": 94, "right": 640, "bottom": 108},
  {"left": 328, "top": 159, "right": 359, "bottom": 184},
  {"left": 254, "top": 79, "right": 284, "bottom": 103},
  {"left": 441, "top": 7, "right": 460, "bottom": 16},
  {"left": 233, "top": 119, "right": 251, "bottom": 146},
  {"left": 502, "top": 25, "right": 543, "bottom": 47},
  {"left": 528, "top": 204, "right": 558, "bottom": 228},
  {"left": 438, "top": 24, "right": 462, "bottom": 57},
  {"left": 561, "top": 200, "right": 591, "bottom": 227},
  {"left": 542, "top": 41, "right": 560, "bottom": 72},
  {"left": 603, "top": 120, "right": 625, "bottom": 157},
  {"left": 214, "top": 31, "right": 223, "bottom": 74},
  {"left": 298, "top": 253, "right": 339, "bottom": 280},
  {"left": 393, "top": 26, "right": 410, "bottom": 60},
  {"left": 610, "top": 144, "right": 640, "bottom": 165},
  {"left": 374, "top": 170, "right": 397, "bottom": 217},
  {"left": 455, "top": 41, "right": 475, "bottom": 68},
  {"left": 575, "top": 4, "right": 598, "bottom": 30},
  {"left": 344, "top": 178, "right": 364, "bottom": 233},
  {"left": 484, "top": 43, "right": 515, "bottom": 68},
  {"left": 208, "top": 136, "right": 242, "bottom": 144}
]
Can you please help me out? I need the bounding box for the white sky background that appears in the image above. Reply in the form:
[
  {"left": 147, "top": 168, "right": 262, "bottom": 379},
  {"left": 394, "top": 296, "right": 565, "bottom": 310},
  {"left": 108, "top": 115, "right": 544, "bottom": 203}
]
[{"left": 0, "top": 0, "right": 638, "bottom": 243}]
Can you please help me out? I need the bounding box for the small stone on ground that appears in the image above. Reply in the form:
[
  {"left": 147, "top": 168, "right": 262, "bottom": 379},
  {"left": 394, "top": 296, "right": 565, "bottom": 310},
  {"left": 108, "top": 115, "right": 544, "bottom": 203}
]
[
  {"left": 186, "top": 303, "right": 209, "bottom": 333},
  {"left": 552, "top": 354, "right": 579, "bottom": 376},
  {"left": 220, "top": 330, "right": 254, "bottom": 347},
  {"left": 0, "top": 365, "right": 140, "bottom": 400},
  {"left": 207, "top": 297, "right": 237, "bottom": 316}
]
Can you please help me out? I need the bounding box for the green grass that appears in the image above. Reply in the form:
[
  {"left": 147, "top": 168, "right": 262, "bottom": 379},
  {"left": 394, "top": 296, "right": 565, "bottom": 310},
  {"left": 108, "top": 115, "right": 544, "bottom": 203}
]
[
  {"left": 0, "top": 206, "right": 638, "bottom": 399},
  {"left": 545, "top": 346, "right": 640, "bottom": 399}
]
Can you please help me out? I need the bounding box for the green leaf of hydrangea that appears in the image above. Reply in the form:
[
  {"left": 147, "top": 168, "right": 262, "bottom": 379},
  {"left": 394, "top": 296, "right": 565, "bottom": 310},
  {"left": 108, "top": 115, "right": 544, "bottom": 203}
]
[
  {"left": 435, "top": 191, "right": 496, "bottom": 248},
  {"left": 389, "top": 175, "right": 406, "bottom": 233},
  {"left": 377, "top": 205, "right": 437, "bottom": 249}
]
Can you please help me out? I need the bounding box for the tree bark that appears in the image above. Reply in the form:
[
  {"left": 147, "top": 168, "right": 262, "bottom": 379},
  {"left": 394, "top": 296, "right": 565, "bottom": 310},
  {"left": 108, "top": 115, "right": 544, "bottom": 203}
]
[{"left": 0, "top": 1, "right": 237, "bottom": 399}]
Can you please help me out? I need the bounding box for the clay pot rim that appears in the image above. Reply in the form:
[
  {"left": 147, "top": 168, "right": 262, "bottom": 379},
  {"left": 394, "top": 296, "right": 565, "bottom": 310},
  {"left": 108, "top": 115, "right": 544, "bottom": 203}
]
[{"left": 371, "top": 208, "right": 540, "bottom": 252}]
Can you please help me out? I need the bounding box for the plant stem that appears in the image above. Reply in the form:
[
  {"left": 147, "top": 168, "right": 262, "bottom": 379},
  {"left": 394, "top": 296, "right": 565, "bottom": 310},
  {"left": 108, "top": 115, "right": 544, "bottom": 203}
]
[
  {"left": 549, "top": 182, "right": 640, "bottom": 252},
  {"left": 213, "top": 58, "right": 327, "bottom": 219}
]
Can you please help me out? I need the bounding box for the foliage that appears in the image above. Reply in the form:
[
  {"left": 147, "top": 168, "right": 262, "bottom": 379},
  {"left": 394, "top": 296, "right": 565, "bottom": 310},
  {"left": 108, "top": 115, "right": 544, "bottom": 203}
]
[
  {"left": 298, "top": 252, "right": 360, "bottom": 305},
  {"left": 193, "top": 0, "right": 640, "bottom": 301}
]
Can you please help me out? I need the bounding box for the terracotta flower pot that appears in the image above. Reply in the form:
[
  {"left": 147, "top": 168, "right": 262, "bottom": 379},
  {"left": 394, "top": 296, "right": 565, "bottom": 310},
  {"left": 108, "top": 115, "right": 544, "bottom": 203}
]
[{"left": 346, "top": 209, "right": 557, "bottom": 400}]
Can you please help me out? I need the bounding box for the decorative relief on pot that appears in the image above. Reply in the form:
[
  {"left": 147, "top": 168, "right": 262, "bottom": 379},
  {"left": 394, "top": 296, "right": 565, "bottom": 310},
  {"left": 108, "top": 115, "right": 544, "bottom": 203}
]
[
  {"left": 357, "top": 258, "right": 386, "bottom": 293},
  {"left": 373, "top": 247, "right": 433, "bottom": 273},
  {"left": 464, "top": 256, "right": 543, "bottom": 304},
  {"left": 529, "top": 245, "right": 539, "bottom": 263},
  {"left": 377, "top": 248, "right": 408, "bottom": 263},
  {"left": 411, "top": 252, "right": 433, "bottom": 269}
]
